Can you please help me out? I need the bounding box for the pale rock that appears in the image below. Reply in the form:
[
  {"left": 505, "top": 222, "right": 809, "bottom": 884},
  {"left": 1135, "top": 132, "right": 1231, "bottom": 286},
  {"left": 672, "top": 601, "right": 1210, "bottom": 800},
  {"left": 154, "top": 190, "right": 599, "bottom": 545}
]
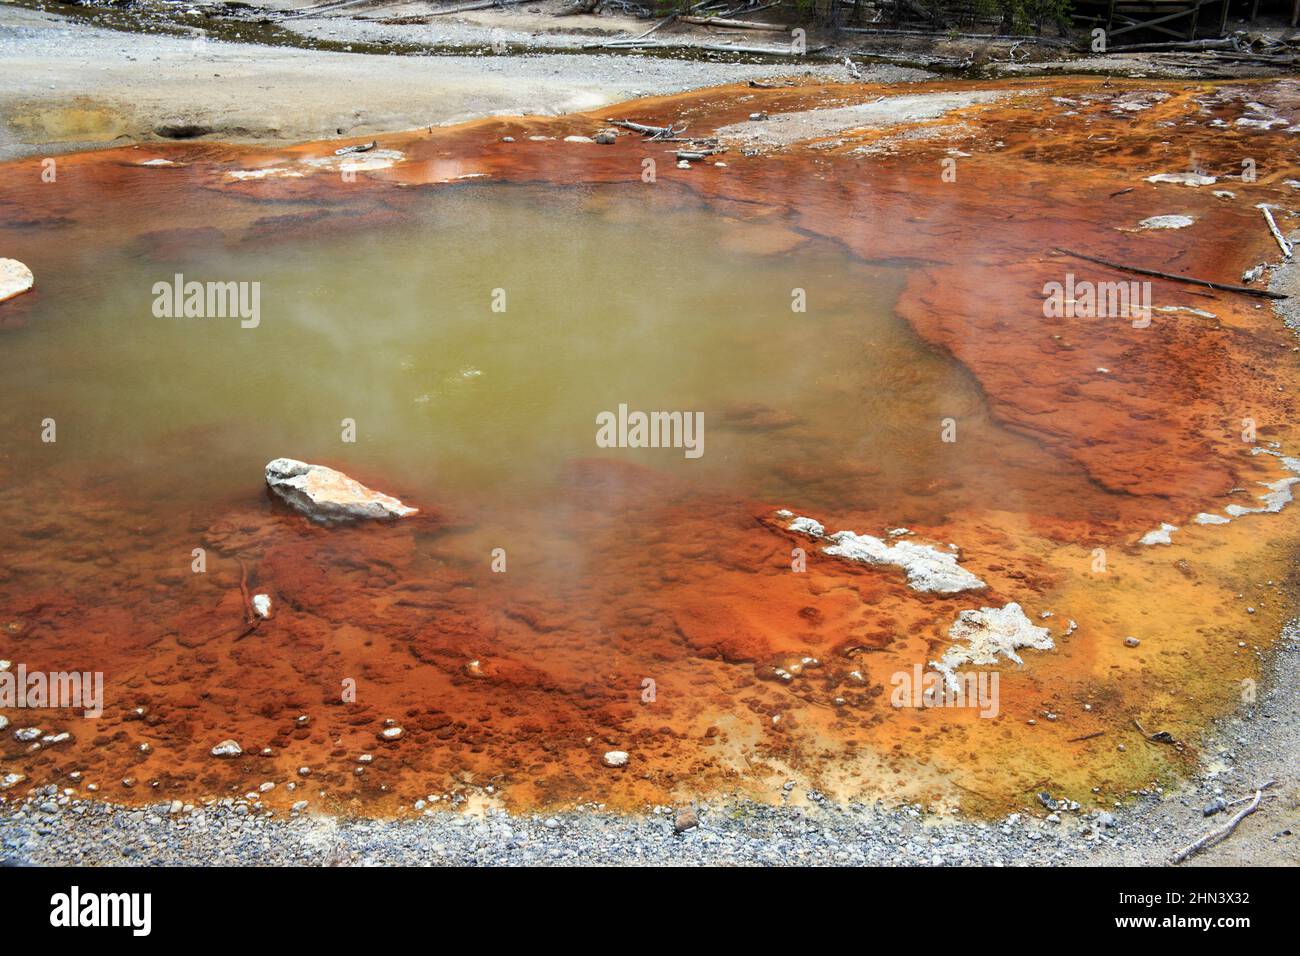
[
  {"left": 251, "top": 593, "right": 272, "bottom": 618},
  {"left": 1138, "top": 522, "right": 1178, "bottom": 546},
  {"left": 1136, "top": 215, "right": 1194, "bottom": 230},
  {"left": 0, "top": 258, "right": 35, "bottom": 304},
  {"left": 931, "top": 602, "right": 1054, "bottom": 691},
  {"left": 1144, "top": 172, "right": 1215, "bottom": 187},
  {"left": 784, "top": 513, "right": 984, "bottom": 594},
  {"left": 265, "top": 458, "right": 417, "bottom": 524},
  {"left": 211, "top": 739, "right": 242, "bottom": 758},
  {"left": 602, "top": 750, "right": 629, "bottom": 768}
]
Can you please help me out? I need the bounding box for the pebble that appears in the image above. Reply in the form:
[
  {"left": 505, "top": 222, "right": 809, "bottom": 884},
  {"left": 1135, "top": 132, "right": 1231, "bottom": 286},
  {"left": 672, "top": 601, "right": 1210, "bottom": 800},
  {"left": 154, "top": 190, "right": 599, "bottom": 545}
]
[
  {"left": 601, "top": 750, "right": 629, "bottom": 768},
  {"left": 674, "top": 807, "right": 699, "bottom": 833},
  {"left": 210, "top": 739, "right": 242, "bottom": 758},
  {"left": 1124, "top": 637, "right": 1141, "bottom": 647}
]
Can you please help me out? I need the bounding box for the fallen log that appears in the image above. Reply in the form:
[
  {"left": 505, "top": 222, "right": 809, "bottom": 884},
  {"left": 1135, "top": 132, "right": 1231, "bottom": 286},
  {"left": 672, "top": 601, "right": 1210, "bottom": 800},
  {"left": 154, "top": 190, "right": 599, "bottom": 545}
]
[
  {"left": 379, "top": 0, "right": 536, "bottom": 22},
  {"left": 1109, "top": 37, "right": 1240, "bottom": 52},
  {"left": 679, "top": 15, "right": 788, "bottom": 31},
  {"left": 1261, "top": 206, "right": 1294, "bottom": 260},
  {"left": 1171, "top": 789, "right": 1263, "bottom": 864},
  {"left": 1053, "top": 248, "right": 1289, "bottom": 300},
  {"left": 839, "top": 26, "right": 1074, "bottom": 47},
  {"left": 604, "top": 119, "right": 687, "bottom": 139},
  {"left": 588, "top": 39, "right": 825, "bottom": 55}
]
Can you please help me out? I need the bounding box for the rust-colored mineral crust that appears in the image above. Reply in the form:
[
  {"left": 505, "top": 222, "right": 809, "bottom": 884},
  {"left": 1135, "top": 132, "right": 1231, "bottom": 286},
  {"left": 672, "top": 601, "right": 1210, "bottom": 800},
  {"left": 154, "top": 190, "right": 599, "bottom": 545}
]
[{"left": 1, "top": 76, "right": 1298, "bottom": 817}]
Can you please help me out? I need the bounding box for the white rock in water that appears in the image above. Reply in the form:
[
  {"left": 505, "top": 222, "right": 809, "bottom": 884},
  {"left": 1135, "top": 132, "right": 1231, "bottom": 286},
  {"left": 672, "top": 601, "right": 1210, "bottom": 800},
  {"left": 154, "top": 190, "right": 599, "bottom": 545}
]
[
  {"left": 251, "top": 593, "right": 272, "bottom": 618},
  {"left": 211, "top": 739, "right": 242, "bottom": 758},
  {"left": 1145, "top": 172, "right": 1216, "bottom": 187},
  {"left": 0, "top": 715, "right": 7, "bottom": 731},
  {"left": 1, "top": 772, "right": 25, "bottom": 790},
  {"left": 381, "top": 726, "right": 403, "bottom": 740},
  {"left": 782, "top": 512, "right": 984, "bottom": 594},
  {"left": 1136, "top": 215, "right": 1195, "bottom": 230},
  {"left": 265, "top": 458, "right": 417, "bottom": 524},
  {"left": 602, "top": 750, "right": 629, "bottom": 768},
  {"left": 931, "top": 602, "right": 1054, "bottom": 691},
  {"left": 0, "top": 258, "right": 34, "bottom": 304},
  {"left": 1139, "top": 522, "right": 1179, "bottom": 545}
]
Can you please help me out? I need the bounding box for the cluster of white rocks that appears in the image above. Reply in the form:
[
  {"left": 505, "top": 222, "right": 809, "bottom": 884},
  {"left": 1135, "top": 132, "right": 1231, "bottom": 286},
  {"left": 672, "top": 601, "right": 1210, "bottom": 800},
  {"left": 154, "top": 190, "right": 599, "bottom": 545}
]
[{"left": 777, "top": 510, "right": 985, "bottom": 594}]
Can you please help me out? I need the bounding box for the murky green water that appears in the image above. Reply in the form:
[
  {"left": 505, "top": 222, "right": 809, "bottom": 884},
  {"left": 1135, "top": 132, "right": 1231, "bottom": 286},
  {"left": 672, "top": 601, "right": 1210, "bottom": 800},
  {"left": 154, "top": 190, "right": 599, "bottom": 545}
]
[{"left": 3, "top": 184, "right": 1009, "bottom": 517}]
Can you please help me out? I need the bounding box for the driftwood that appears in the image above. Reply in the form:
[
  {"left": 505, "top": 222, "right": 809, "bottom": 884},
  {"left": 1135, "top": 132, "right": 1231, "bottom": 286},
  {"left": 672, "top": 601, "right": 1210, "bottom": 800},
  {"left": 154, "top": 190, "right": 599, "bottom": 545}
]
[
  {"left": 605, "top": 118, "right": 687, "bottom": 140},
  {"left": 839, "top": 25, "right": 1073, "bottom": 47},
  {"left": 1110, "top": 38, "right": 1240, "bottom": 52},
  {"left": 679, "top": 15, "right": 788, "bottom": 31},
  {"left": 279, "top": 0, "right": 388, "bottom": 20},
  {"left": 334, "top": 140, "right": 377, "bottom": 156},
  {"left": 1171, "top": 789, "right": 1264, "bottom": 864},
  {"left": 589, "top": 38, "right": 823, "bottom": 55},
  {"left": 1261, "top": 206, "right": 1294, "bottom": 260},
  {"left": 1053, "top": 248, "right": 1289, "bottom": 300},
  {"left": 380, "top": 0, "right": 535, "bottom": 22}
]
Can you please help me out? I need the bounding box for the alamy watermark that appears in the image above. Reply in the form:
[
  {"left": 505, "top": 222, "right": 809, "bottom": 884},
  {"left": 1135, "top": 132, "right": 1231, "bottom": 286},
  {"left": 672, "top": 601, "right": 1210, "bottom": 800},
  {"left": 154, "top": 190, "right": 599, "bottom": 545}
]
[
  {"left": 595, "top": 403, "right": 704, "bottom": 459},
  {"left": 1043, "top": 273, "right": 1151, "bottom": 328},
  {"left": 152, "top": 273, "right": 261, "bottom": 328},
  {"left": 0, "top": 663, "right": 103, "bottom": 718},
  {"left": 890, "top": 664, "right": 999, "bottom": 718}
]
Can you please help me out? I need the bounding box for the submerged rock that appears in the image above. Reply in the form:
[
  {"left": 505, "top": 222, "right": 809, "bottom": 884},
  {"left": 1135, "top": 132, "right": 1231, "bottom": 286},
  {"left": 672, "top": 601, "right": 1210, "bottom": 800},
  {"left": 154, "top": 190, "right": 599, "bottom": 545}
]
[
  {"left": 265, "top": 458, "right": 417, "bottom": 525},
  {"left": 0, "top": 258, "right": 34, "bottom": 304}
]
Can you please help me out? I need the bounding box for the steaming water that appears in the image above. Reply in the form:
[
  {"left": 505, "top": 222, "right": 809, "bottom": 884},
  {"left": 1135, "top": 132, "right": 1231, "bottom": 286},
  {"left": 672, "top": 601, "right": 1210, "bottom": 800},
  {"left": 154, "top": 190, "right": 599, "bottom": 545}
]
[{"left": 2, "top": 184, "right": 1028, "bottom": 519}]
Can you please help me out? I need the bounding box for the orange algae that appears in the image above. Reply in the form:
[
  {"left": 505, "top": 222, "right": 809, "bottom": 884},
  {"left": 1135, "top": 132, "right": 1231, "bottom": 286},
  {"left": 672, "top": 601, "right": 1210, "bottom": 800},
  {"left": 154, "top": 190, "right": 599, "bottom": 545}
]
[{"left": 1, "top": 75, "right": 1299, "bottom": 817}]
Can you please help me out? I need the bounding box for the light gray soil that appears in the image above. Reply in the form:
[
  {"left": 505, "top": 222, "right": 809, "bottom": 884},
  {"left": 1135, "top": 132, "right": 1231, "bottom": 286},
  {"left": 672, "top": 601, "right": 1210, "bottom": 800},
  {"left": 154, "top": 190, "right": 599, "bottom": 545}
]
[{"left": 0, "top": 5, "right": 924, "bottom": 160}]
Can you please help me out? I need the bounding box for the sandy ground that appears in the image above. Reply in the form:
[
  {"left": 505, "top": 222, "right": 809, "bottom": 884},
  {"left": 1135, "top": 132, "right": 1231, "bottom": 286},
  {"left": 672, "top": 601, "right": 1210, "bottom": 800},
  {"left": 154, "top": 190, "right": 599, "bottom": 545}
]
[{"left": 0, "top": 5, "right": 906, "bottom": 160}]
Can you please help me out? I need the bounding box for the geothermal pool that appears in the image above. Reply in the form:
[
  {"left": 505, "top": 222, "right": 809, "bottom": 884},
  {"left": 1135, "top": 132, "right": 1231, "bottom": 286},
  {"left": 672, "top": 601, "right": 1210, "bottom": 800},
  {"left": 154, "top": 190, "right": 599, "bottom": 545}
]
[{"left": 1, "top": 75, "right": 1298, "bottom": 816}]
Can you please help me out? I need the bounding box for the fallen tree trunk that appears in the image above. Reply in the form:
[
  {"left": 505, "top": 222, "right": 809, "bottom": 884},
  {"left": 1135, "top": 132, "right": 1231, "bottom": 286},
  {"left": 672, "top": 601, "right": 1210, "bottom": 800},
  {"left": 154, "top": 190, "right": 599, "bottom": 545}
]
[
  {"left": 839, "top": 26, "right": 1074, "bottom": 47},
  {"left": 679, "top": 15, "right": 788, "bottom": 30},
  {"left": 1053, "top": 248, "right": 1289, "bottom": 300},
  {"left": 589, "top": 39, "right": 824, "bottom": 55},
  {"left": 380, "top": 0, "right": 537, "bottom": 22}
]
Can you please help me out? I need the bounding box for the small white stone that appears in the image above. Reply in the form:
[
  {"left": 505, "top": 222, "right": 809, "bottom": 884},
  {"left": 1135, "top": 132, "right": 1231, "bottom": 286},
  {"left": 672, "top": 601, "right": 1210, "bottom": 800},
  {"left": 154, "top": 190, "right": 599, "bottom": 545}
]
[
  {"left": 602, "top": 750, "right": 629, "bottom": 768},
  {"left": 251, "top": 594, "right": 272, "bottom": 618},
  {"left": 211, "top": 739, "right": 242, "bottom": 758}
]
